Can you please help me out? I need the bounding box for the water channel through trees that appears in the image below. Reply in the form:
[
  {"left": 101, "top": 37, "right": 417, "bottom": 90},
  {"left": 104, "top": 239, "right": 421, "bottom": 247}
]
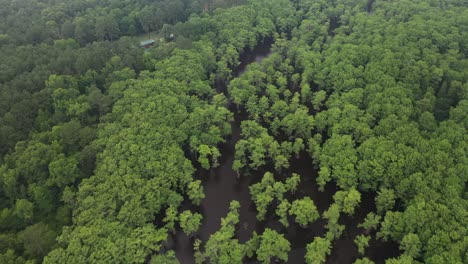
[{"left": 171, "top": 40, "right": 399, "bottom": 263}]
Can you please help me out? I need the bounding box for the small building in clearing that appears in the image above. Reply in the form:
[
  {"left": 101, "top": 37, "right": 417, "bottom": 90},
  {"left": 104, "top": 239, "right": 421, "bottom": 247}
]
[{"left": 140, "top": 39, "right": 155, "bottom": 48}]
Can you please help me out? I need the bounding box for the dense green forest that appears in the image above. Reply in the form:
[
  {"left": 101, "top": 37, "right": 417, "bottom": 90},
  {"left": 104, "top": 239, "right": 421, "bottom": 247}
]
[{"left": 0, "top": 0, "right": 466, "bottom": 263}]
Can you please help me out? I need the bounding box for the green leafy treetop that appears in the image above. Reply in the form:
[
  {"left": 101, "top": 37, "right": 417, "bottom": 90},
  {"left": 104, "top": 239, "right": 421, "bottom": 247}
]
[
  {"left": 358, "top": 212, "right": 381, "bottom": 232},
  {"left": 245, "top": 232, "right": 261, "bottom": 258},
  {"left": 187, "top": 180, "right": 205, "bottom": 206},
  {"left": 333, "top": 188, "right": 361, "bottom": 216},
  {"left": 179, "top": 210, "right": 202, "bottom": 237},
  {"left": 400, "top": 233, "right": 421, "bottom": 259},
  {"left": 375, "top": 188, "right": 396, "bottom": 215},
  {"left": 276, "top": 199, "right": 291, "bottom": 228},
  {"left": 284, "top": 173, "right": 301, "bottom": 193},
  {"left": 289, "top": 197, "right": 320, "bottom": 227},
  {"left": 150, "top": 251, "right": 179, "bottom": 264},
  {"left": 164, "top": 206, "right": 178, "bottom": 233},
  {"left": 256, "top": 229, "right": 291, "bottom": 264},
  {"left": 305, "top": 237, "right": 332, "bottom": 264},
  {"left": 323, "top": 203, "right": 345, "bottom": 241},
  {"left": 385, "top": 255, "right": 415, "bottom": 264},
  {"left": 354, "top": 258, "right": 375, "bottom": 264},
  {"left": 250, "top": 172, "right": 303, "bottom": 222},
  {"left": 354, "top": 234, "right": 370, "bottom": 255},
  {"left": 204, "top": 201, "right": 245, "bottom": 264}
]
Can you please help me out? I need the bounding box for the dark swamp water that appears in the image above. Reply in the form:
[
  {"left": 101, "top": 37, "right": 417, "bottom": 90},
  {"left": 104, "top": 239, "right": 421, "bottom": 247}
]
[{"left": 170, "top": 41, "right": 400, "bottom": 263}]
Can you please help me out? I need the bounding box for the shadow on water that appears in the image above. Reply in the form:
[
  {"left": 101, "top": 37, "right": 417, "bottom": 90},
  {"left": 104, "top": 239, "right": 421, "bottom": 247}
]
[{"left": 172, "top": 38, "right": 400, "bottom": 263}]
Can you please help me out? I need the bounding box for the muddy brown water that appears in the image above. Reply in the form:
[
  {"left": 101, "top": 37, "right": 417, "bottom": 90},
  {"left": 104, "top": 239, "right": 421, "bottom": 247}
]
[{"left": 172, "top": 41, "right": 399, "bottom": 263}]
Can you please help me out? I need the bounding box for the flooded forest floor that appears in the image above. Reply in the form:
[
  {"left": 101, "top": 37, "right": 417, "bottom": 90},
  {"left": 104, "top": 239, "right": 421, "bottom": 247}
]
[{"left": 172, "top": 40, "right": 400, "bottom": 263}]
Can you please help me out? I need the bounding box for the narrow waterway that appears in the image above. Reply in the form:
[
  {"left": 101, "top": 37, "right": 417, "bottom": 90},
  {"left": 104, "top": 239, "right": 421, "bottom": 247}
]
[
  {"left": 172, "top": 42, "right": 272, "bottom": 263},
  {"left": 173, "top": 39, "right": 399, "bottom": 263},
  {"left": 197, "top": 40, "right": 273, "bottom": 245}
]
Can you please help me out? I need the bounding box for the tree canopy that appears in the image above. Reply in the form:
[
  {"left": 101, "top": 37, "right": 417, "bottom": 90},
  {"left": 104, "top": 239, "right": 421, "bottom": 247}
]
[{"left": 0, "top": 0, "right": 466, "bottom": 263}]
